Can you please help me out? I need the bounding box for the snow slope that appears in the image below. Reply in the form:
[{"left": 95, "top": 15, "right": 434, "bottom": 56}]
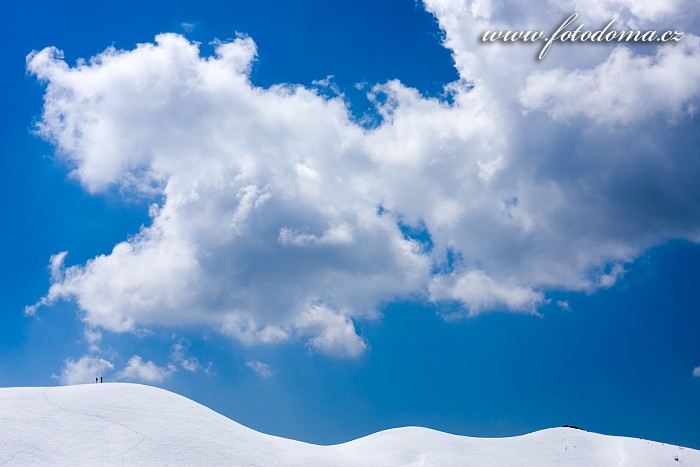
[{"left": 0, "top": 383, "right": 697, "bottom": 466}]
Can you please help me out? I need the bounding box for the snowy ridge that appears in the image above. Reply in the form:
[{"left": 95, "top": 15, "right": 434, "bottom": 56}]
[{"left": 0, "top": 383, "right": 697, "bottom": 466}]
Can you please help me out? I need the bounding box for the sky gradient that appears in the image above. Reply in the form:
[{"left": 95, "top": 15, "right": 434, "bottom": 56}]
[{"left": 2, "top": 0, "right": 699, "bottom": 450}]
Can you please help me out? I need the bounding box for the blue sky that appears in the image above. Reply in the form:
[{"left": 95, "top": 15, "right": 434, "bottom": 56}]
[{"left": 2, "top": 0, "right": 700, "bottom": 450}]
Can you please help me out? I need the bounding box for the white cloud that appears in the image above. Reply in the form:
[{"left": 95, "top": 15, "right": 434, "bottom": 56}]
[
  {"left": 26, "top": 35, "right": 429, "bottom": 358},
  {"left": 245, "top": 360, "right": 273, "bottom": 378},
  {"left": 295, "top": 305, "right": 368, "bottom": 358},
  {"left": 597, "top": 264, "right": 625, "bottom": 288},
  {"left": 84, "top": 328, "right": 103, "bottom": 353},
  {"left": 430, "top": 270, "right": 544, "bottom": 317},
  {"left": 25, "top": 1, "right": 700, "bottom": 357},
  {"left": 549, "top": 0, "right": 691, "bottom": 26},
  {"left": 24, "top": 251, "right": 68, "bottom": 316},
  {"left": 56, "top": 356, "right": 114, "bottom": 385},
  {"left": 117, "top": 356, "right": 172, "bottom": 383},
  {"left": 170, "top": 339, "right": 208, "bottom": 373},
  {"left": 520, "top": 38, "right": 700, "bottom": 124},
  {"left": 693, "top": 366, "right": 700, "bottom": 378}
]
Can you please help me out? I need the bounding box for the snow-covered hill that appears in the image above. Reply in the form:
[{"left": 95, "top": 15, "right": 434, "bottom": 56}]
[{"left": 0, "top": 383, "right": 696, "bottom": 466}]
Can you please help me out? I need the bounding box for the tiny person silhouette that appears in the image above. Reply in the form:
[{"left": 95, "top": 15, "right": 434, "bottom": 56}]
[
  {"left": 96, "top": 377, "right": 98, "bottom": 384},
  {"left": 100, "top": 377, "right": 103, "bottom": 383}
]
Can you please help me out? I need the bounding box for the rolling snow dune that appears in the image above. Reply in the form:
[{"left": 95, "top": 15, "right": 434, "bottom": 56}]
[{"left": 0, "top": 383, "right": 697, "bottom": 466}]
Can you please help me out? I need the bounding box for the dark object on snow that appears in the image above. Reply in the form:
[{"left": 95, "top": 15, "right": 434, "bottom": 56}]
[
  {"left": 562, "top": 425, "right": 583, "bottom": 430},
  {"left": 95, "top": 378, "right": 98, "bottom": 384},
  {"left": 100, "top": 377, "right": 103, "bottom": 383}
]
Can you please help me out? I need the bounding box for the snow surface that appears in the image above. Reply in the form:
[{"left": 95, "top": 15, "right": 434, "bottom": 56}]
[{"left": 0, "top": 383, "right": 697, "bottom": 466}]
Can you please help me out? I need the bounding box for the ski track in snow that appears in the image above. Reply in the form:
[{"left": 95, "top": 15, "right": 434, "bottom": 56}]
[{"left": 42, "top": 387, "right": 147, "bottom": 465}]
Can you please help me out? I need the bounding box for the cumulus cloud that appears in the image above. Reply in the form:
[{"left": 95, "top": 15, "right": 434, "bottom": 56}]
[
  {"left": 56, "top": 356, "right": 114, "bottom": 385},
  {"left": 26, "top": 0, "right": 700, "bottom": 357},
  {"left": 57, "top": 352, "right": 183, "bottom": 385},
  {"left": 693, "top": 366, "right": 700, "bottom": 378},
  {"left": 549, "top": 0, "right": 694, "bottom": 26},
  {"left": 520, "top": 38, "right": 700, "bottom": 124},
  {"left": 296, "top": 305, "right": 368, "bottom": 357},
  {"left": 246, "top": 360, "right": 273, "bottom": 378},
  {"left": 430, "top": 270, "right": 545, "bottom": 317},
  {"left": 117, "top": 356, "right": 172, "bottom": 383}
]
